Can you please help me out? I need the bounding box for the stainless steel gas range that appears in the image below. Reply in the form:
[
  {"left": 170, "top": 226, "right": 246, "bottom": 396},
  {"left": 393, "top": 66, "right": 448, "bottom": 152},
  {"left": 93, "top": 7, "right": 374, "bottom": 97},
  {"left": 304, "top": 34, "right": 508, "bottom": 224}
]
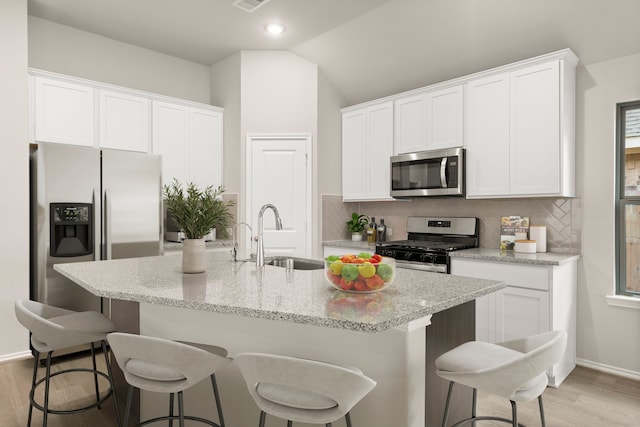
[{"left": 375, "top": 217, "right": 479, "bottom": 273}]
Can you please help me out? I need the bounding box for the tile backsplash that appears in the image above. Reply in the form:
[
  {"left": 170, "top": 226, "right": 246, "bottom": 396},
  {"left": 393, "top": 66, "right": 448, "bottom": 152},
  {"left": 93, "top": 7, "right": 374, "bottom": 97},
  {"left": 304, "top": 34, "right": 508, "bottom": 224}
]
[{"left": 322, "top": 194, "right": 581, "bottom": 253}]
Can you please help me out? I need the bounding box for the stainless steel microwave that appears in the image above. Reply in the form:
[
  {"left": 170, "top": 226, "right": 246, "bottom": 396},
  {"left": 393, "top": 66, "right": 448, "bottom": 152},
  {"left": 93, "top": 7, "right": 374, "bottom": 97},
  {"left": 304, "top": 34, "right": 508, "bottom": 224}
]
[{"left": 390, "top": 147, "right": 465, "bottom": 198}]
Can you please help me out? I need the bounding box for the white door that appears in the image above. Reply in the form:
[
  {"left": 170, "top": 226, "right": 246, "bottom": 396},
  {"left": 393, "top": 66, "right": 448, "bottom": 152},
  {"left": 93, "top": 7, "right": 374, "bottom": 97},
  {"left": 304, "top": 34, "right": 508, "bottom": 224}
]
[{"left": 247, "top": 135, "right": 311, "bottom": 257}]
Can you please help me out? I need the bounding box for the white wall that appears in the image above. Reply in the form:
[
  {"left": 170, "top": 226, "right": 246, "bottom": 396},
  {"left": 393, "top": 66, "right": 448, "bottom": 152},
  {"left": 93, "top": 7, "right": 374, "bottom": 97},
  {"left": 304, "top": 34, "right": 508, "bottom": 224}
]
[
  {"left": 576, "top": 52, "right": 640, "bottom": 375},
  {"left": 28, "top": 16, "right": 211, "bottom": 103},
  {"left": 0, "top": 0, "right": 30, "bottom": 360}
]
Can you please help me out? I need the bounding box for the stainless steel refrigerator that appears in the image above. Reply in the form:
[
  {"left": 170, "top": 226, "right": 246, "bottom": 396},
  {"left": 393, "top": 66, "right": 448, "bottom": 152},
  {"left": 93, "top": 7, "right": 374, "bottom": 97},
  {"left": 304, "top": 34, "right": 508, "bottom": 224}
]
[{"left": 30, "top": 143, "right": 162, "bottom": 343}]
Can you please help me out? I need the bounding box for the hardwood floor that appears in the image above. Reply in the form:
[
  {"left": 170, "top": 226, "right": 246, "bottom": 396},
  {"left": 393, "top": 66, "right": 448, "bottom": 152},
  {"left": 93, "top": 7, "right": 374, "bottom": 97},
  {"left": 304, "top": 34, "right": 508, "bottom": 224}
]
[{"left": 1, "top": 353, "right": 639, "bottom": 427}]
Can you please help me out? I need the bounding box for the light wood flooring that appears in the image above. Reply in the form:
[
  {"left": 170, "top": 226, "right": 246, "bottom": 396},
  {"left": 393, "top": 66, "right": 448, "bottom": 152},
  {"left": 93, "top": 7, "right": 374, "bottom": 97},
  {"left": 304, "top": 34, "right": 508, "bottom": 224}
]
[{"left": 1, "top": 353, "right": 639, "bottom": 427}]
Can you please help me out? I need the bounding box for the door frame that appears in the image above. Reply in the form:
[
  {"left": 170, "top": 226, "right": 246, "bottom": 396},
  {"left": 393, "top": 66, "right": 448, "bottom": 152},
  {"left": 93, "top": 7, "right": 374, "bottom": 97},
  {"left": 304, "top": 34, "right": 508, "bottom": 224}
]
[{"left": 245, "top": 133, "right": 313, "bottom": 256}]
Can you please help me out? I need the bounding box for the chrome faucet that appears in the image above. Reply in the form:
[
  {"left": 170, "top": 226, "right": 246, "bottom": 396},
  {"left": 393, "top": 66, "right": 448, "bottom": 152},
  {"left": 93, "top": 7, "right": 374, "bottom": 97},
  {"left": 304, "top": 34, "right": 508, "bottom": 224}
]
[
  {"left": 231, "top": 222, "right": 253, "bottom": 262},
  {"left": 256, "top": 204, "right": 283, "bottom": 268}
]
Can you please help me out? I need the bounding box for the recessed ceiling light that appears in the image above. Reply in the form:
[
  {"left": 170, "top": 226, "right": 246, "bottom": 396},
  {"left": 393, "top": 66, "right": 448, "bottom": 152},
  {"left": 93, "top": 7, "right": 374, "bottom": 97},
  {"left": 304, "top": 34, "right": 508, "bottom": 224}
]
[{"left": 264, "top": 23, "right": 285, "bottom": 35}]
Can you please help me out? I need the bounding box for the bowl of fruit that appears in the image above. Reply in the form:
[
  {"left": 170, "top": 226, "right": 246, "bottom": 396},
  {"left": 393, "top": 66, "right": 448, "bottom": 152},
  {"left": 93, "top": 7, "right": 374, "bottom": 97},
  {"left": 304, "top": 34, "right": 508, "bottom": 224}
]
[{"left": 324, "top": 252, "right": 396, "bottom": 293}]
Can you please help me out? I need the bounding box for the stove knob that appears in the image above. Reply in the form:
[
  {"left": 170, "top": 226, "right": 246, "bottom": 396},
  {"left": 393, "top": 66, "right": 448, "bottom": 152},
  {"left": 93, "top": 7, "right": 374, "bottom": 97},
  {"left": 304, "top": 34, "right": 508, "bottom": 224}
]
[
  {"left": 381, "top": 249, "right": 395, "bottom": 258},
  {"left": 404, "top": 252, "right": 413, "bottom": 260},
  {"left": 421, "top": 253, "right": 434, "bottom": 263}
]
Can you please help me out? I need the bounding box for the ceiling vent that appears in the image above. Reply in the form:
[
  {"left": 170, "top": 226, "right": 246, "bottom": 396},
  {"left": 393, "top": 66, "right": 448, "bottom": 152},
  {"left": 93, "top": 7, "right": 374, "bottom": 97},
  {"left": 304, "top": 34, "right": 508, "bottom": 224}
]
[{"left": 232, "top": 0, "right": 271, "bottom": 13}]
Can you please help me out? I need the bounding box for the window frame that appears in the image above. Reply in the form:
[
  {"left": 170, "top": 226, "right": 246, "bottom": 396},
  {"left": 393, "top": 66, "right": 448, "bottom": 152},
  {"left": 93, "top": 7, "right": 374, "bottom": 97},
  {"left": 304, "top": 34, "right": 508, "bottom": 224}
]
[{"left": 615, "top": 100, "right": 640, "bottom": 297}]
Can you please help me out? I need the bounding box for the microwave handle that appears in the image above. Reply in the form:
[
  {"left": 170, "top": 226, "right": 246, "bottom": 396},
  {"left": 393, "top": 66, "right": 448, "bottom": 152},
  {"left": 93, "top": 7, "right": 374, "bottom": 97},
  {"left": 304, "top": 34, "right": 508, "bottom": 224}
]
[{"left": 440, "top": 157, "right": 448, "bottom": 188}]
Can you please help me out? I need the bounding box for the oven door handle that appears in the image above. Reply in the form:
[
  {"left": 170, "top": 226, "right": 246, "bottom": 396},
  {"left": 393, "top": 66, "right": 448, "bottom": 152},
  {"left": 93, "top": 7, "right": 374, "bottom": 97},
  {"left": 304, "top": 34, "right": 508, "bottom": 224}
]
[
  {"left": 395, "top": 259, "right": 448, "bottom": 274},
  {"left": 440, "top": 157, "right": 448, "bottom": 188}
]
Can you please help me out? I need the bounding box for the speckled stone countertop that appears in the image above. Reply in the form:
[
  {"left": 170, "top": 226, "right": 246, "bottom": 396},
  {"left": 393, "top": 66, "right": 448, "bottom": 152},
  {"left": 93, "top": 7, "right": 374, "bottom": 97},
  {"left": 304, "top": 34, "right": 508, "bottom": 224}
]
[
  {"left": 164, "top": 239, "right": 233, "bottom": 253},
  {"left": 323, "top": 240, "right": 378, "bottom": 251},
  {"left": 54, "top": 252, "right": 504, "bottom": 333},
  {"left": 449, "top": 248, "right": 580, "bottom": 266}
]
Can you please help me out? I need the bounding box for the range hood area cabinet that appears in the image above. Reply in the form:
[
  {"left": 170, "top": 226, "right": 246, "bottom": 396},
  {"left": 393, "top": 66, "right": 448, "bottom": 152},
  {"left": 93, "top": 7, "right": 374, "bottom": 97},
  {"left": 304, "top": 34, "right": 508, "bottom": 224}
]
[
  {"left": 341, "top": 101, "right": 394, "bottom": 201},
  {"left": 339, "top": 48, "right": 578, "bottom": 201},
  {"left": 29, "top": 70, "right": 223, "bottom": 191},
  {"left": 465, "top": 53, "right": 578, "bottom": 198}
]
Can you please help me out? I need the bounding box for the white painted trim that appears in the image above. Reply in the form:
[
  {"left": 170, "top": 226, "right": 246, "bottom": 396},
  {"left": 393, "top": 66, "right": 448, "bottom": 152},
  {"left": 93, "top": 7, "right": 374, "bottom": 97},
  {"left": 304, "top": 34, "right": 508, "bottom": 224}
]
[
  {"left": 605, "top": 294, "right": 640, "bottom": 310},
  {"left": 245, "top": 133, "right": 313, "bottom": 257},
  {"left": 393, "top": 314, "right": 432, "bottom": 332},
  {"left": 576, "top": 358, "right": 640, "bottom": 382},
  {"left": 0, "top": 350, "right": 32, "bottom": 364}
]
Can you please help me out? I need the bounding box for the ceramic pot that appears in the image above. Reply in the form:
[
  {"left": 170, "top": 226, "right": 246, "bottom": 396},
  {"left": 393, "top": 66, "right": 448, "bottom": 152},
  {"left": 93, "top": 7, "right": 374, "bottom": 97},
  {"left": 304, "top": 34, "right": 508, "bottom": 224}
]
[
  {"left": 182, "top": 238, "right": 206, "bottom": 273},
  {"left": 351, "top": 233, "right": 363, "bottom": 242}
]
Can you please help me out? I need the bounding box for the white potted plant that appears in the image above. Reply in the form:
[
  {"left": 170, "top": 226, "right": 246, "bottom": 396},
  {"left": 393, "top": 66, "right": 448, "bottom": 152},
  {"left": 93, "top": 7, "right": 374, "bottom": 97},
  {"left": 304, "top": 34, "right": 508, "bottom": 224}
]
[
  {"left": 346, "top": 212, "right": 369, "bottom": 241},
  {"left": 163, "top": 179, "right": 234, "bottom": 273}
]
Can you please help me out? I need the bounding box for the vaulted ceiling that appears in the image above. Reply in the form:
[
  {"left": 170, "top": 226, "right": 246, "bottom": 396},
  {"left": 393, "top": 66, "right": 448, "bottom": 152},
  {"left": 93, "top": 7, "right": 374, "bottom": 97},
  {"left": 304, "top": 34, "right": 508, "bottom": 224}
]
[{"left": 28, "top": 0, "right": 640, "bottom": 105}]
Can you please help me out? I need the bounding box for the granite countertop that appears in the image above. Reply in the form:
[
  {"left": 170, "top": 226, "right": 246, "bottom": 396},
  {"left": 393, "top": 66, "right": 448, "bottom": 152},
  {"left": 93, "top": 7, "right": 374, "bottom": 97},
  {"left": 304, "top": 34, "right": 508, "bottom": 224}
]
[
  {"left": 449, "top": 248, "right": 581, "bottom": 266},
  {"left": 323, "top": 240, "right": 378, "bottom": 250},
  {"left": 54, "top": 252, "right": 504, "bottom": 333},
  {"left": 164, "top": 239, "right": 233, "bottom": 253}
]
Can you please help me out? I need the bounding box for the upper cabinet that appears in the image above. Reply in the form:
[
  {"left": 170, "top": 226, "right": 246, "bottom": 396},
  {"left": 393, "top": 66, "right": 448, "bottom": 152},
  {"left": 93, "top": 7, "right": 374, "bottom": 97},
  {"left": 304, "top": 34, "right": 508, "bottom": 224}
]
[
  {"left": 153, "top": 101, "right": 223, "bottom": 189},
  {"left": 99, "top": 89, "right": 150, "bottom": 152},
  {"left": 342, "top": 101, "right": 394, "bottom": 201},
  {"left": 33, "top": 76, "right": 95, "bottom": 147},
  {"left": 393, "top": 84, "right": 464, "bottom": 155},
  {"left": 465, "top": 53, "right": 577, "bottom": 198},
  {"left": 30, "top": 70, "right": 225, "bottom": 189}
]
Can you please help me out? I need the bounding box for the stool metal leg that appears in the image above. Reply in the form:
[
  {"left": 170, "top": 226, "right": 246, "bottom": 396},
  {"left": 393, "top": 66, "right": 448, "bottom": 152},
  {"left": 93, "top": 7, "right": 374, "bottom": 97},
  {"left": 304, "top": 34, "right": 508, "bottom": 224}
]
[
  {"left": 442, "top": 381, "right": 454, "bottom": 427},
  {"left": 210, "top": 374, "right": 226, "bottom": 427},
  {"left": 178, "top": 391, "right": 185, "bottom": 427},
  {"left": 42, "top": 351, "right": 54, "bottom": 427},
  {"left": 123, "top": 385, "right": 134, "bottom": 427},
  {"left": 471, "top": 388, "right": 477, "bottom": 427},
  {"left": 345, "top": 412, "right": 352, "bottom": 427},
  {"left": 169, "top": 393, "right": 175, "bottom": 427},
  {"left": 101, "top": 340, "right": 122, "bottom": 427},
  {"left": 27, "top": 351, "right": 39, "bottom": 427},
  {"left": 258, "top": 410, "right": 267, "bottom": 427},
  {"left": 510, "top": 400, "right": 517, "bottom": 427},
  {"left": 90, "top": 343, "right": 101, "bottom": 409},
  {"left": 287, "top": 421, "right": 293, "bottom": 427},
  {"left": 538, "top": 395, "right": 546, "bottom": 427}
]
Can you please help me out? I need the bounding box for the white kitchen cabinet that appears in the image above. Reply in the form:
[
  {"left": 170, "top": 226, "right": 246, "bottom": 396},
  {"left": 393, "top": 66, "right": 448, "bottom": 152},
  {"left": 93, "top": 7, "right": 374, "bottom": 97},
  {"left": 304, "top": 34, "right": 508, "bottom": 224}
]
[
  {"left": 99, "top": 89, "right": 150, "bottom": 152},
  {"left": 393, "top": 85, "right": 464, "bottom": 155},
  {"left": 464, "top": 73, "right": 510, "bottom": 197},
  {"left": 465, "top": 53, "right": 576, "bottom": 198},
  {"left": 33, "top": 76, "right": 95, "bottom": 147},
  {"left": 394, "top": 92, "right": 427, "bottom": 154},
  {"left": 342, "top": 101, "right": 394, "bottom": 201},
  {"left": 426, "top": 84, "right": 464, "bottom": 150},
  {"left": 152, "top": 101, "right": 223, "bottom": 190},
  {"left": 450, "top": 257, "right": 577, "bottom": 387}
]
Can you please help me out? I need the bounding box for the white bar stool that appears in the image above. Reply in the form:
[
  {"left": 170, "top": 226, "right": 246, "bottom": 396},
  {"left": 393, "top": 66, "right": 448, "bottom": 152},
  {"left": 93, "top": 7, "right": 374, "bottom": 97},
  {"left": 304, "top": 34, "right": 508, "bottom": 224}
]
[
  {"left": 107, "top": 332, "right": 232, "bottom": 427},
  {"left": 14, "top": 299, "right": 122, "bottom": 427},
  {"left": 435, "top": 330, "right": 567, "bottom": 427},
  {"left": 235, "top": 352, "right": 376, "bottom": 427}
]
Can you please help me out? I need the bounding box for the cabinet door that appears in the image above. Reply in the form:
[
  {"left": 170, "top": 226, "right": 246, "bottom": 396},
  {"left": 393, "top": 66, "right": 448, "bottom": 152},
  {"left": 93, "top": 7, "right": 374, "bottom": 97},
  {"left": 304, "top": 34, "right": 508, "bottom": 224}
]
[
  {"left": 394, "top": 93, "right": 428, "bottom": 154},
  {"left": 498, "top": 287, "right": 549, "bottom": 342},
  {"left": 190, "top": 108, "right": 223, "bottom": 189},
  {"left": 99, "top": 89, "right": 150, "bottom": 152},
  {"left": 509, "top": 61, "right": 561, "bottom": 195},
  {"left": 366, "top": 102, "right": 394, "bottom": 200},
  {"left": 152, "top": 101, "right": 189, "bottom": 187},
  {"left": 342, "top": 109, "right": 368, "bottom": 200},
  {"left": 426, "top": 85, "right": 464, "bottom": 150},
  {"left": 465, "top": 73, "right": 510, "bottom": 197},
  {"left": 34, "top": 76, "right": 95, "bottom": 146}
]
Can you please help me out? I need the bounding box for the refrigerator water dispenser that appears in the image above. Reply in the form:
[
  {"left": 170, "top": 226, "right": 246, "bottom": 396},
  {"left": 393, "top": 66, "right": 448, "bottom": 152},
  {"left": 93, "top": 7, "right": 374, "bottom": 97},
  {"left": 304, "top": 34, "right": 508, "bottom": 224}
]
[{"left": 50, "top": 203, "right": 93, "bottom": 257}]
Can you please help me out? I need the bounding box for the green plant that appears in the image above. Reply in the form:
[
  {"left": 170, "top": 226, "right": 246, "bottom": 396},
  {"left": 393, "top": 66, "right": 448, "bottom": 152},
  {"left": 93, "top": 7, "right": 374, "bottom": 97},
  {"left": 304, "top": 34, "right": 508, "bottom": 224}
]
[
  {"left": 346, "top": 212, "right": 369, "bottom": 233},
  {"left": 163, "top": 179, "right": 235, "bottom": 240}
]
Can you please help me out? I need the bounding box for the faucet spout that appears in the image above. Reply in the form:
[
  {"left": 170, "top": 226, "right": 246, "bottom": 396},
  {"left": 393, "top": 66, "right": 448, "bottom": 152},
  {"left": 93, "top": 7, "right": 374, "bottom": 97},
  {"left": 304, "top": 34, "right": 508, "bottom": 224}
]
[
  {"left": 231, "top": 222, "right": 253, "bottom": 262},
  {"left": 256, "top": 204, "right": 283, "bottom": 268}
]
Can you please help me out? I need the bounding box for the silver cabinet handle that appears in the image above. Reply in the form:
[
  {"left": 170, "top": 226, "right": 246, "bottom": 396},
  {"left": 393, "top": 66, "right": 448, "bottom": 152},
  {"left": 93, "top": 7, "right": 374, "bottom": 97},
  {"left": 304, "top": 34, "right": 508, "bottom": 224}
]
[
  {"left": 104, "top": 188, "right": 112, "bottom": 260},
  {"left": 93, "top": 187, "right": 100, "bottom": 260}
]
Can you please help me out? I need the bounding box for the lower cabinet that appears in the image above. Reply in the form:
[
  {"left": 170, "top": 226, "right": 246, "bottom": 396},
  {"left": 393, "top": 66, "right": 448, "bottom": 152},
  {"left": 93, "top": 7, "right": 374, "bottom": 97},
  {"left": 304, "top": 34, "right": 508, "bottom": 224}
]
[{"left": 450, "top": 257, "right": 577, "bottom": 387}]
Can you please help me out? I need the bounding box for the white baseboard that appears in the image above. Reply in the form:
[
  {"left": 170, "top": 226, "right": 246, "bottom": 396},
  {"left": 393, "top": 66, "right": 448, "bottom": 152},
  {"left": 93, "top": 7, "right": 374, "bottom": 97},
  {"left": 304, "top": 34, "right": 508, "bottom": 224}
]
[
  {"left": 576, "top": 357, "right": 640, "bottom": 382},
  {"left": 0, "top": 350, "right": 32, "bottom": 364}
]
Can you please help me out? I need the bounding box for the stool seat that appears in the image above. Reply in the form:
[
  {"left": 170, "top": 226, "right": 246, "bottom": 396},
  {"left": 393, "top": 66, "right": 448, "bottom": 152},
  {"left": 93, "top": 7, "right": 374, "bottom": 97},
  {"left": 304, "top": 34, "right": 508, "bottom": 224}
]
[
  {"left": 435, "top": 330, "right": 567, "bottom": 427},
  {"left": 14, "top": 299, "right": 121, "bottom": 427},
  {"left": 235, "top": 352, "right": 376, "bottom": 427},
  {"left": 107, "top": 332, "right": 232, "bottom": 427}
]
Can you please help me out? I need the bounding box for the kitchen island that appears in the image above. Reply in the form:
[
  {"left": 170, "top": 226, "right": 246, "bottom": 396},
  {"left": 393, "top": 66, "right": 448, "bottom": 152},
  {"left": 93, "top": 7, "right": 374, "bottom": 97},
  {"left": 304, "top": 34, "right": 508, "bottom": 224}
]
[{"left": 55, "top": 252, "right": 504, "bottom": 427}]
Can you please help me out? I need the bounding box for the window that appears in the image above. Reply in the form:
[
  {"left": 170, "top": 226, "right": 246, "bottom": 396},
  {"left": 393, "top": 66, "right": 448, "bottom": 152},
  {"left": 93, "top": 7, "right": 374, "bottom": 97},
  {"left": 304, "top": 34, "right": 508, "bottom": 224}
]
[{"left": 616, "top": 101, "right": 640, "bottom": 296}]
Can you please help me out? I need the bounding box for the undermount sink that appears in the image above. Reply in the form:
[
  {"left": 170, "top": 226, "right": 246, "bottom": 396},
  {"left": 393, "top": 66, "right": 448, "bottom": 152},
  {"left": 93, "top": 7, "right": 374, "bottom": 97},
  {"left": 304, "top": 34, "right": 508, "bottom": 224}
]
[{"left": 265, "top": 256, "right": 324, "bottom": 270}]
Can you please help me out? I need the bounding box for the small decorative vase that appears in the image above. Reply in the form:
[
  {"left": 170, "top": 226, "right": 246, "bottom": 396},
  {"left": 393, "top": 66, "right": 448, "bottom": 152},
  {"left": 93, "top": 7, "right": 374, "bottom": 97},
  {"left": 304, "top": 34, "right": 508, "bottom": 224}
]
[
  {"left": 351, "top": 233, "right": 363, "bottom": 242},
  {"left": 182, "top": 238, "right": 206, "bottom": 273}
]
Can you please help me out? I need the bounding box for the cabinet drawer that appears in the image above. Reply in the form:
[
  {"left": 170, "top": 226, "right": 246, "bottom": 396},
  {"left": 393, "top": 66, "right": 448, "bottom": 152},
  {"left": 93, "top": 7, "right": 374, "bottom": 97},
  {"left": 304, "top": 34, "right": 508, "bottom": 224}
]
[{"left": 451, "top": 258, "right": 549, "bottom": 291}]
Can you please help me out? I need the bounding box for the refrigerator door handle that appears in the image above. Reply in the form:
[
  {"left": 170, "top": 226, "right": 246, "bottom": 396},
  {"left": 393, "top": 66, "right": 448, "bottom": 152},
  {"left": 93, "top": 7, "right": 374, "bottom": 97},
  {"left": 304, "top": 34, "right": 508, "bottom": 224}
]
[
  {"left": 104, "top": 188, "right": 112, "bottom": 260},
  {"left": 93, "top": 187, "right": 100, "bottom": 260}
]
